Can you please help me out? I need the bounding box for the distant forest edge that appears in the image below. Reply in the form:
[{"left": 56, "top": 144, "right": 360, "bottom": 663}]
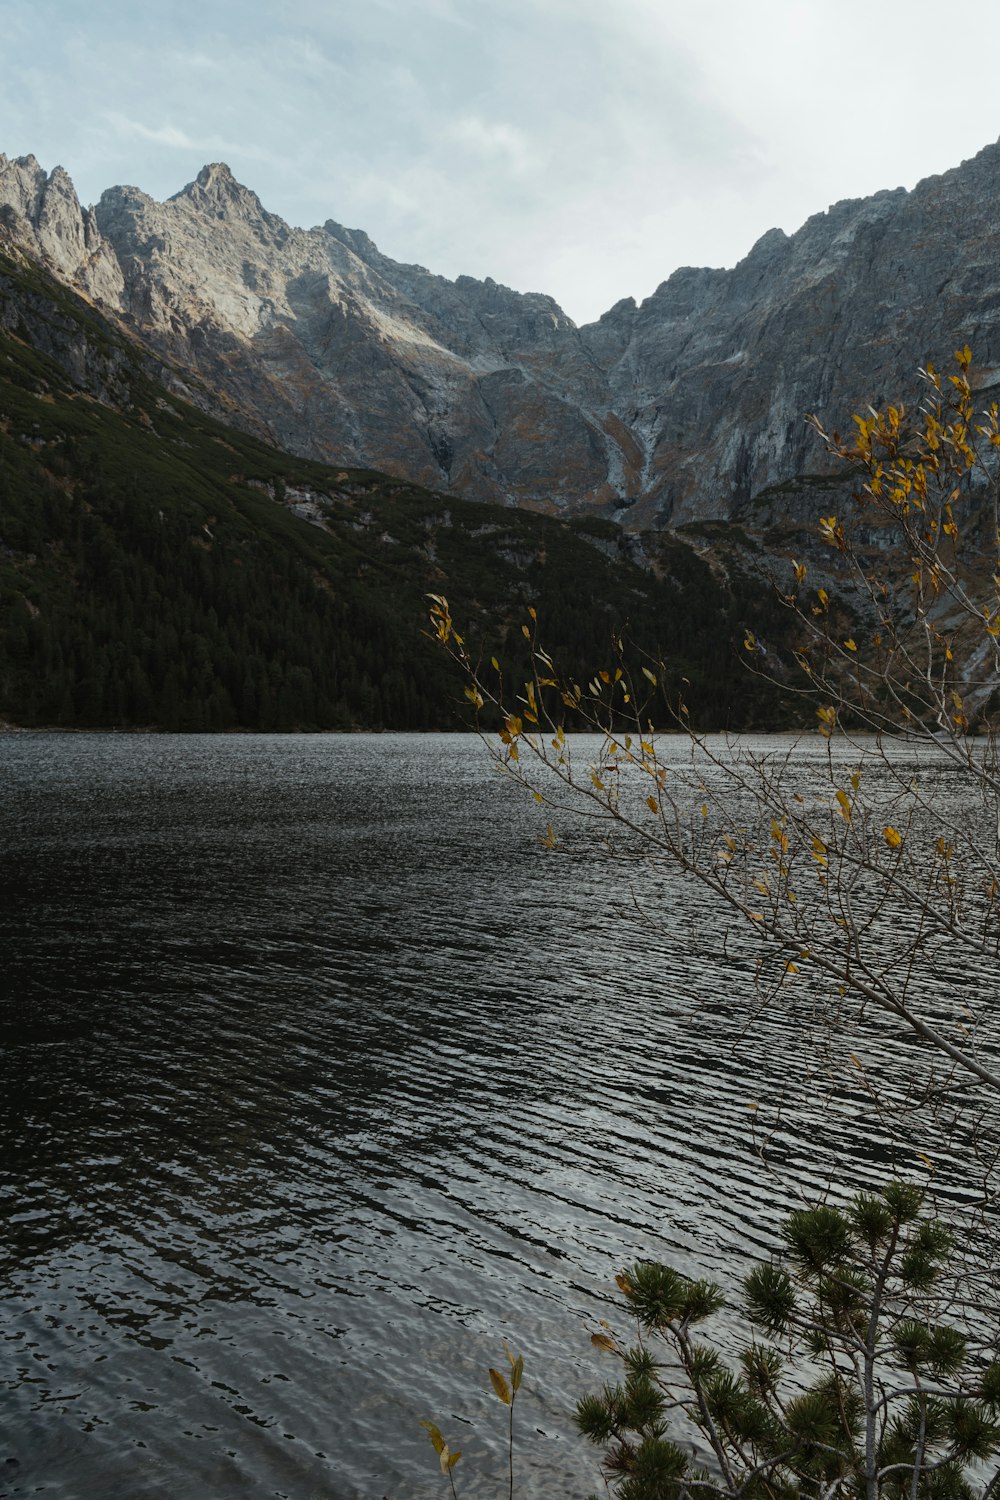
[{"left": 0, "top": 244, "right": 795, "bottom": 733}]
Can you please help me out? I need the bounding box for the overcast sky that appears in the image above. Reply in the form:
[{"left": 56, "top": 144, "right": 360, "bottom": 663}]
[{"left": 5, "top": 0, "right": 1000, "bottom": 326}]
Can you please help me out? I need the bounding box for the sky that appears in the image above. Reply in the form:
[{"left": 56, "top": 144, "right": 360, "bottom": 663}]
[{"left": 4, "top": 0, "right": 1000, "bottom": 326}]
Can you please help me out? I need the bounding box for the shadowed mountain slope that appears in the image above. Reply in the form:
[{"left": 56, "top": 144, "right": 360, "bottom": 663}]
[{"left": 0, "top": 239, "right": 792, "bottom": 731}]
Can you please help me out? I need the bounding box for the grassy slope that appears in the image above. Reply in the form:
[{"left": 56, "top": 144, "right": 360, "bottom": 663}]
[{"left": 0, "top": 244, "right": 793, "bottom": 731}]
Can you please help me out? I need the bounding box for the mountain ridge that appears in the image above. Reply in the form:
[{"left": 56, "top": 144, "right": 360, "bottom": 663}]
[
  {"left": 3, "top": 141, "right": 1000, "bottom": 526},
  {"left": 0, "top": 237, "right": 794, "bottom": 731}
]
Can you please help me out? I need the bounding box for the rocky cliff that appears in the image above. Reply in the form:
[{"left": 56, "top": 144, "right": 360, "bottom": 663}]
[{"left": 4, "top": 143, "right": 1000, "bottom": 527}]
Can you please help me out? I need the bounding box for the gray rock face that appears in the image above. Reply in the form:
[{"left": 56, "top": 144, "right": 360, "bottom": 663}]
[
  {"left": 0, "top": 153, "right": 125, "bottom": 307},
  {"left": 4, "top": 144, "right": 1000, "bottom": 526}
]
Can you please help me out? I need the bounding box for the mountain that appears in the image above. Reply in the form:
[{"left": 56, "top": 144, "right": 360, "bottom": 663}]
[
  {"left": 0, "top": 237, "right": 791, "bottom": 732},
  {"left": 4, "top": 144, "right": 1000, "bottom": 528}
]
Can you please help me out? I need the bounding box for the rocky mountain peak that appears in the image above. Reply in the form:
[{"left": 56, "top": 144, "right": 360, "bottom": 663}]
[
  {"left": 738, "top": 226, "right": 789, "bottom": 269},
  {"left": 323, "top": 220, "right": 383, "bottom": 266},
  {"left": 0, "top": 153, "right": 124, "bottom": 304},
  {"left": 0, "top": 153, "right": 51, "bottom": 223},
  {"left": 171, "top": 162, "right": 273, "bottom": 229},
  {"left": 6, "top": 144, "right": 1000, "bottom": 528},
  {"left": 197, "top": 161, "right": 236, "bottom": 188}
]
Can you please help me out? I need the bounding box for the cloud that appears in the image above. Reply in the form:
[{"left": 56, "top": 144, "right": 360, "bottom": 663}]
[
  {"left": 5, "top": 0, "right": 1000, "bottom": 323},
  {"left": 443, "top": 116, "right": 535, "bottom": 175},
  {"left": 103, "top": 113, "right": 279, "bottom": 168},
  {"left": 172, "top": 50, "right": 219, "bottom": 71},
  {"left": 109, "top": 118, "right": 202, "bottom": 151}
]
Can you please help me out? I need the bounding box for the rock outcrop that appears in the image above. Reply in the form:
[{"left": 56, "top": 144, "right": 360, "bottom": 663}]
[
  {"left": 0, "top": 153, "right": 125, "bottom": 307},
  {"left": 4, "top": 144, "right": 1000, "bottom": 527}
]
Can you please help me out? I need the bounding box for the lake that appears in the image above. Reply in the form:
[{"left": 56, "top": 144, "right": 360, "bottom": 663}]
[{"left": 0, "top": 732, "right": 979, "bottom": 1500}]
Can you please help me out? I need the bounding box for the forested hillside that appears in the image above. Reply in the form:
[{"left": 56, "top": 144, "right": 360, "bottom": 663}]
[{"left": 0, "top": 244, "right": 793, "bottom": 731}]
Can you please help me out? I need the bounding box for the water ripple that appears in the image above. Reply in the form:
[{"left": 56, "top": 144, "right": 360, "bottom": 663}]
[{"left": 1, "top": 733, "right": 992, "bottom": 1500}]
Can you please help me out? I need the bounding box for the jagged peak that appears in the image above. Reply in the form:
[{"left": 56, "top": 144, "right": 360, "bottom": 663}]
[
  {"left": 455, "top": 270, "right": 554, "bottom": 305},
  {"left": 0, "top": 153, "right": 47, "bottom": 189},
  {"left": 98, "top": 181, "right": 154, "bottom": 210},
  {"left": 324, "top": 220, "right": 382, "bottom": 264},
  {"left": 736, "top": 226, "right": 790, "bottom": 271},
  {"left": 0, "top": 154, "right": 85, "bottom": 241},
  {"left": 196, "top": 162, "right": 237, "bottom": 190},
  {"left": 45, "top": 164, "right": 77, "bottom": 193},
  {"left": 599, "top": 296, "right": 637, "bottom": 321},
  {"left": 171, "top": 162, "right": 267, "bottom": 217},
  {"left": 801, "top": 185, "right": 907, "bottom": 236}
]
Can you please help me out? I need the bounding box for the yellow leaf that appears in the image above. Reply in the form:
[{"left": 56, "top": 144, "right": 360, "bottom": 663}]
[
  {"left": 491, "top": 656, "right": 500, "bottom": 671},
  {"left": 816, "top": 704, "right": 836, "bottom": 738},
  {"left": 641, "top": 666, "right": 658, "bottom": 686},
  {"left": 420, "top": 1421, "right": 446, "bottom": 1456},
  {"left": 835, "top": 788, "right": 852, "bottom": 823},
  {"left": 590, "top": 771, "right": 605, "bottom": 791},
  {"left": 883, "top": 825, "right": 903, "bottom": 849},
  {"left": 539, "top": 824, "right": 557, "bottom": 849},
  {"left": 849, "top": 1055, "right": 864, "bottom": 1071},
  {"left": 440, "top": 1442, "right": 460, "bottom": 1473},
  {"left": 784, "top": 961, "right": 799, "bottom": 975},
  {"left": 615, "top": 1272, "right": 634, "bottom": 1295},
  {"left": 533, "top": 791, "right": 543, "bottom": 804},
  {"left": 916, "top": 1152, "right": 935, "bottom": 1171},
  {"left": 489, "top": 1368, "right": 512, "bottom": 1406},
  {"left": 503, "top": 1343, "right": 524, "bottom": 1387},
  {"left": 521, "top": 624, "right": 531, "bottom": 639},
  {"left": 591, "top": 1332, "right": 617, "bottom": 1353},
  {"left": 844, "top": 638, "right": 857, "bottom": 652},
  {"left": 528, "top": 606, "right": 537, "bottom": 620},
  {"left": 645, "top": 795, "right": 658, "bottom": 813},
  {"left": 850, "top": 769, "right": 861, "bottom": 791}
]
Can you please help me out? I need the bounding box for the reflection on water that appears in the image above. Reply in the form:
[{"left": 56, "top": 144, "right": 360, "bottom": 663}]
[{"left": 0, "top": 733, "right": 975, "bottom": 1499}]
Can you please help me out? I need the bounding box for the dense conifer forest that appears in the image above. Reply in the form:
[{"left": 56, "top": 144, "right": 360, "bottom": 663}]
[{"left": 0, "top": 245, "right": 795, "bottom": 732}]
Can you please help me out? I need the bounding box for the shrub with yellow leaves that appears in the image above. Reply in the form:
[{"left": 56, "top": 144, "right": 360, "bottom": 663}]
[
  {"left": 424, "top": 353, "right": 1000, "bottom": 1500},
  {"left": 429, "top": 352, "right": 1000, "bottom": 1104}
]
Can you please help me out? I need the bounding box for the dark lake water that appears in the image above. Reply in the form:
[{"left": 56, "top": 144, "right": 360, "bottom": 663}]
[{"left": 0, "top": 733, "right": 984, "bottom": 1500}]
